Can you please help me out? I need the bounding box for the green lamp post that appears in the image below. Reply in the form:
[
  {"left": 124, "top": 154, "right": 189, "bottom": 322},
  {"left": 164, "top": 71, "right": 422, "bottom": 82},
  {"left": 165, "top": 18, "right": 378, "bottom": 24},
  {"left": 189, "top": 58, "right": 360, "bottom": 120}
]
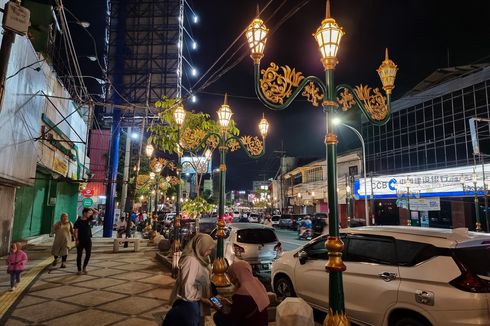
[
  {"left": 182, "top": 94, "right": 269, "bottom": 286},
  {"left": 246, "top": 1, "right": 397, "bottom": 324}
]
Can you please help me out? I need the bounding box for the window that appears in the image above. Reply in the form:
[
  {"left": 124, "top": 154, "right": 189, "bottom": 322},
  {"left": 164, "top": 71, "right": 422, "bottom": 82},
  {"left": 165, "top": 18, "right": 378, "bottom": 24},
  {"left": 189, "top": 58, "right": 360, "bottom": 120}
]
[
  {"left": 236, "top": 229, "right": 278, "bottom": 244},
  {"left": 455, "top": 246, "right": 490, "bottom": 277},
  {"left": 395, "top": 240, "right": 448, "bottom": 266},
  {"left": 345, "top": 235, "right": 396, "bottom": 265},
  {"left": 305, "top": 237, "right": 330, "bottom": 260}
]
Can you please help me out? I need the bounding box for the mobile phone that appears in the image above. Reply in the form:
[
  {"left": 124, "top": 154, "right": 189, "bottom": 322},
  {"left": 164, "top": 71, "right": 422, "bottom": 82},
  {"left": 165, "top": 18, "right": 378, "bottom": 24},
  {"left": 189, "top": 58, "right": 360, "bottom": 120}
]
[{"left": 210, "top": 296, "right": 223, "bottom": 309}]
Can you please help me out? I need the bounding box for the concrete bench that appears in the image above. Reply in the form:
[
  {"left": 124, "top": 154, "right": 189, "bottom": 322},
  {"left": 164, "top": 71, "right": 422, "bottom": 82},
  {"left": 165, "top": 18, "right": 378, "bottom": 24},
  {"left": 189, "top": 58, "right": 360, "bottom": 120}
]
[{"left": 113, "top": 238, "right": 140, "bottom": 252}]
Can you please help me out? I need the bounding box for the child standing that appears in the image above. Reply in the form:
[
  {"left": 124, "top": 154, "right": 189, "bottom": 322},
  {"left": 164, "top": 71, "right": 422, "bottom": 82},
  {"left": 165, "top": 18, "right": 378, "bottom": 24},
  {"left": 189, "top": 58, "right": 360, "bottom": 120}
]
[{"left": 6, "top": 243, "right": 28, "bottom": 291}]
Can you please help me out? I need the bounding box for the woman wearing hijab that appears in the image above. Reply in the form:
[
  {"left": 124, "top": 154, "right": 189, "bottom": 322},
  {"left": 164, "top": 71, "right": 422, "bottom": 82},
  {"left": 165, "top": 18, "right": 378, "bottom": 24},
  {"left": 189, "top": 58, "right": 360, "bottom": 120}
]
[
  {"left": 213, "top": 260, "right": 270, "bottom": 326},
  {"left": 51, "top": 213, "right": 74, "bottom": 268},
  {"left": 163, "top": 233, "right": 216, "bottom": 326}
]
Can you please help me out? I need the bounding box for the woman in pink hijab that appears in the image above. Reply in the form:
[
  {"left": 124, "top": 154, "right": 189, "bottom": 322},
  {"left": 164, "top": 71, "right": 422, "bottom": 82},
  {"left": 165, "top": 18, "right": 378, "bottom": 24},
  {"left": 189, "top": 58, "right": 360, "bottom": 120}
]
[{"left": 213, "top": 260, "right": 270, "bottom": 326}]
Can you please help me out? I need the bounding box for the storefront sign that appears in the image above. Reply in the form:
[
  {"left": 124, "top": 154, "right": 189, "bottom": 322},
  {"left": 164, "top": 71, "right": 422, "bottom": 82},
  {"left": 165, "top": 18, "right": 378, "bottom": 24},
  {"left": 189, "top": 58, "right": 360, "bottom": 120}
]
[
  {"left": 355, "top": 164, "right": 489, "bottom": 199},
  {"left": 82, "top": 197, "right": 94, "bottom": 207},
  {"left": 3, "top": 2, "right": 30, "bottom": 36},
  {"left": 81, "top": 188, "right": 94, "bottom": 197},
  {"left": 53, "top": 152, "right": 68, "bottom": 177},
  {"left": 397, "top": 197, "right": 440, "bottom": 211}
]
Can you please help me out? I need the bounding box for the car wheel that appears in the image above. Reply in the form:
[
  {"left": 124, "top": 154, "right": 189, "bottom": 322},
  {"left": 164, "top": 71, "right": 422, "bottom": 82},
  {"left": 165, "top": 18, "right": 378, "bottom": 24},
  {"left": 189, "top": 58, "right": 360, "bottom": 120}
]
[
  {"left": 274, "top": 275, "right": 296, "bottom": 300},
  {"left": 393, "top": 316, "right": 430, "bottom": 326}
]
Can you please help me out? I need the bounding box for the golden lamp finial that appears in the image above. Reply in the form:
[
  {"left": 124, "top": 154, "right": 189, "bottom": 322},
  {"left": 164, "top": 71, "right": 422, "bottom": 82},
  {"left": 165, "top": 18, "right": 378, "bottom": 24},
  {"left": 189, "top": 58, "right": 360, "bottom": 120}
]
[
  {"left": 223, "top": 93, "right": 228, "bottom": 105},
  {"left": 326, "top": 0, "right": 331, "bottom": 18}
]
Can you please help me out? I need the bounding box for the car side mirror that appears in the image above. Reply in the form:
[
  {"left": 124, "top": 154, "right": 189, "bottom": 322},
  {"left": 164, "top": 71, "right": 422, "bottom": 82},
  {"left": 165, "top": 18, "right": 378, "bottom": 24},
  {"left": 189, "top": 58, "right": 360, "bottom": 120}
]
[{"left": 298, "top": 250, "right": 308, "bottom": 264}]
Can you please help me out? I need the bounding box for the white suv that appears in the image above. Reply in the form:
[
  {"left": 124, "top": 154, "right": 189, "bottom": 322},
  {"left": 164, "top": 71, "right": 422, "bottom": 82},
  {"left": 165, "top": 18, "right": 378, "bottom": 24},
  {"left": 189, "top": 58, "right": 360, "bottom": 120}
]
[{"left": 271, "top": 226, "right": 490, "bottom": 326}]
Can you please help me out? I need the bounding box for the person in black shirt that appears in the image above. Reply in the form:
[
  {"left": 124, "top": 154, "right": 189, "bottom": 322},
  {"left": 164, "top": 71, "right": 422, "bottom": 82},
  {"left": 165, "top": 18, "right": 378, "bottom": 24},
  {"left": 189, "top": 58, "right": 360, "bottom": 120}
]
[{"left": 74, "top": 207, "right": 98, "bottom": 275}]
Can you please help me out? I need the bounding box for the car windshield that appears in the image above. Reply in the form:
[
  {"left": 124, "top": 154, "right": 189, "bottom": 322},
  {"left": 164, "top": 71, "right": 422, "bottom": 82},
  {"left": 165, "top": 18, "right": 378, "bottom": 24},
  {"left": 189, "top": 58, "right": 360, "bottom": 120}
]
[
  {"left": 272, "top": 216, "right": 280, "bottom": 221},
  {"left": 237, "top": 229, "right": 277, "bottom": 244},
  {"left": 454, "top": 245, "right": 490, "bottom": 277}
]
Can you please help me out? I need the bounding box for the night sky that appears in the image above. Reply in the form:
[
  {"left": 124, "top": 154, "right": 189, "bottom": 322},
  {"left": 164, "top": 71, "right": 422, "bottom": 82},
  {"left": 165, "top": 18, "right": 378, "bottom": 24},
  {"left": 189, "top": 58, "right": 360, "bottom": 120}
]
[{"left": 67, "top": 0, "right": 490, "bottom": 190}]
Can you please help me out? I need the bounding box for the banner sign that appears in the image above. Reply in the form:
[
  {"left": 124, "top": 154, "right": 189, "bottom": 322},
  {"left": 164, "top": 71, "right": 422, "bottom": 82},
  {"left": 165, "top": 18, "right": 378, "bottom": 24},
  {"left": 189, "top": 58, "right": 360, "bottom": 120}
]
[
  {"left": 397, "top": 197, "right": 441, "bottom": 211},
  {"left": 355, "top": 164, "right": 489, "bottom": 199}
]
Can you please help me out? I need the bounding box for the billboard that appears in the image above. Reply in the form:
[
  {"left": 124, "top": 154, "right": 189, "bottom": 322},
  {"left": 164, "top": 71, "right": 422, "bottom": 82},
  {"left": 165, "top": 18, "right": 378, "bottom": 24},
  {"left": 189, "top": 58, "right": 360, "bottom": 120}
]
[{"left": 355, "top": 164, "right": 489, "bottom": 199}]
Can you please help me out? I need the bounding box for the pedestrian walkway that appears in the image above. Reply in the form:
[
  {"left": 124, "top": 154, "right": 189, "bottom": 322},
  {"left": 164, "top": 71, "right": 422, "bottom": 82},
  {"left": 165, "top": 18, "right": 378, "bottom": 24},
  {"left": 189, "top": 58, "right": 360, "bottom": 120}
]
[
  {"left": 0, "top": 232, "right": 174, "bottom": 325},
  {"left": 0, "top": 230, "right": 323, "bottom": 326}
]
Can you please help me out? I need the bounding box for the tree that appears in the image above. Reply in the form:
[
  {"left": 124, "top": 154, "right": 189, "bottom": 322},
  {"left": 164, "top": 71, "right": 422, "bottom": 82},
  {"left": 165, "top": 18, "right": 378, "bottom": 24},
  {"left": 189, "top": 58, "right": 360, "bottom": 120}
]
[
  {"left": 182, "top": 197, "right": 213, "bottom": 219},
  {"left": 147, "top": 97, "right": 240, "bottom": 197}
]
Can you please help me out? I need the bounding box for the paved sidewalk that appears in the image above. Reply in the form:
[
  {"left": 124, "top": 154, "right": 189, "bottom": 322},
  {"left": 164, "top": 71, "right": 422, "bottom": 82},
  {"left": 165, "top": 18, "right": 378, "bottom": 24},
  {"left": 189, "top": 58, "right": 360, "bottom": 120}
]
[{"left": 0, "top": 234, "right": 174, "bottom": 325}]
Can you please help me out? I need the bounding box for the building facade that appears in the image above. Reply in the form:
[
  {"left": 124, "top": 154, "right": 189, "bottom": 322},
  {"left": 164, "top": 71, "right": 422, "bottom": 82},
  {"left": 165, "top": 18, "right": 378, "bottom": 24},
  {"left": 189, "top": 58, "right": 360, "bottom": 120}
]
[{"left": 360, "top": 64, "right": 490, "bottom": 231}]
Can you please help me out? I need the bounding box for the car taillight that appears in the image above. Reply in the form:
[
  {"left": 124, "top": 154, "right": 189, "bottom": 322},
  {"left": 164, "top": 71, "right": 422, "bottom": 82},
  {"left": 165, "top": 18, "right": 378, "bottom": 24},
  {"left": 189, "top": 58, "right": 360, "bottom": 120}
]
[
  {"left": 450, "top": 257, "right": 490, "bottom": 293},
  {"left": 233, "top": 244, "right": 245, "bottom": 258},
  {"left": 274, "top": 242, "right": 282, "bottom": 257}
]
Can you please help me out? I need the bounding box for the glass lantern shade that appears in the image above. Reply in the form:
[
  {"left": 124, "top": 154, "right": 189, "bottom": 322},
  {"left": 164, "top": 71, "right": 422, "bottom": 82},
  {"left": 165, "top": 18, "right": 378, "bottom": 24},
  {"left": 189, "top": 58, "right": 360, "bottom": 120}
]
[
  {"left": 377, "top": 49, "right": 398, "bottom": 95},
  {"left": 245, "top": 18, "right": 268, "bottom": 62},
  {"left": 217, "top": 104, "right": 233, "bottom": 129},
  {"left": 313, "top": 17, "right": 344, "bottom": 69},
  {"left": 145, "top": 144, "right": 154, "bottom": 157},
  {"left": 258, "top": 115, "right": 269, "bottom": 137},
  {"left": 204, "top": 149, "right": 212, "bottom": 160},
  {"left": 173, "top": 106, "right": 186, "bottom": 126}
]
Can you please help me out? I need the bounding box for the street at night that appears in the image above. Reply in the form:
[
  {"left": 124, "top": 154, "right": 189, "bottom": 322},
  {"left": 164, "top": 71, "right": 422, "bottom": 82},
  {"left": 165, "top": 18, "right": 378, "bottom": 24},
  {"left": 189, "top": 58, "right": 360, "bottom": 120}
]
[{"left": 1, "top": 0, "right": 490, "bottom": 325}]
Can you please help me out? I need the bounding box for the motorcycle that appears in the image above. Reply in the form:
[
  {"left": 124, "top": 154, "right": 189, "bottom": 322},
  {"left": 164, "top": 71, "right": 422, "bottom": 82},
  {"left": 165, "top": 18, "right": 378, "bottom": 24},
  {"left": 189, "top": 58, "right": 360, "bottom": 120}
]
[{"left": 298, "top": 227, "right": 312, "bottom": 240}]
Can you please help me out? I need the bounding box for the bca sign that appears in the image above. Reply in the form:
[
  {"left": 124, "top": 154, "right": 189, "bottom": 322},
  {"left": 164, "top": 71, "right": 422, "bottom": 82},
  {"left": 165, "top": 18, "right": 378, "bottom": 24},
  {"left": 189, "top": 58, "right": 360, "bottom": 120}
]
[{"left": 3, "top": 2, "right": 30, "bottom": 36}]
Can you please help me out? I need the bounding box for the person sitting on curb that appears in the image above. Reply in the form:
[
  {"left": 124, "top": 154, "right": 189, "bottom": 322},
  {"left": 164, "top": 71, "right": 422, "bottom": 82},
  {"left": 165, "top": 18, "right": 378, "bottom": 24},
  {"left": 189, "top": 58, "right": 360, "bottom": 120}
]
[
  {"left": 163, "top": 233, "right": 216, "bottom": 326},
  {"left": 213, "top": 260, "right": 270, "bottom": 326}
]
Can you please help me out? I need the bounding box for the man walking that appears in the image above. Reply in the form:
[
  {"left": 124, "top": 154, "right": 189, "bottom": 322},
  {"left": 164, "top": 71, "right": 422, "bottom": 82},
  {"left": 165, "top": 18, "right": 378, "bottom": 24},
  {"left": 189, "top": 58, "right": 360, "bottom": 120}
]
[{"left": 74, "top": 207, "right": 98, "bottom": 275}]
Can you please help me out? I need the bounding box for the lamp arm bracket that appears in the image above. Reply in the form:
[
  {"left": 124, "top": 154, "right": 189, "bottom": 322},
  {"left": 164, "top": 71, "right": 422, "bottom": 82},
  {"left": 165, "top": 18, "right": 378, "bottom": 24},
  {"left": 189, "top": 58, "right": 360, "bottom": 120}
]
[
  {"left": 225, "top": 134, "right": 266, "bottom": 158},
  {"left": 183, "top": 130, "right": 222, "bottom": 153},
  {"left": 254, "top": 62, "right": 327, "bottom": 110},
  {"left": 336, "top": 84, "right": 391, "bottom": 125}
]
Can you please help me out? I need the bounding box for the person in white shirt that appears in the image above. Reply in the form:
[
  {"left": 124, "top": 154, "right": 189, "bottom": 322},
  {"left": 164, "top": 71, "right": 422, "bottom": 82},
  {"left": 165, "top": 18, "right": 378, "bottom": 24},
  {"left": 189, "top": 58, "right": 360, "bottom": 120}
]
[
  {"left": 164, "top": 233, "right": 216, "bottom": 326},
  {"left": 116, "top": 216, "right": 127, "bottom": 238}
]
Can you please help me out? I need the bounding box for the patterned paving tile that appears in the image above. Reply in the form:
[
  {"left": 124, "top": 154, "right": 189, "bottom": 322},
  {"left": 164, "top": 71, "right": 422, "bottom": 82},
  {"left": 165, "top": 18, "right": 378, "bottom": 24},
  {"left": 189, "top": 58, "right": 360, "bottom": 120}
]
[
  {"left": 80, "top": 268, "right": 126, "bottom": 278},
  {"left": 60, "top": 290, "right": 127, "bottom": 306},
  {"left": 90, "top": 260, "right": 128, "bottom": 268},
  {"left": 41, "top": 273, "right": 97, "bottom": 284},
  {"left": 11, "top": 300, "right": 82, "bottom": 322},
  {"left": 72, "top": 278, "right": 126, "bottom": 290},
  {"left": 109, "top": 271, "right": 154, "bottom": 281},
  {"left": 139, "top": 287, "right": 173, "bottom": 301},
  {"left": 28, "top": 280, "right": 60, "bottom": 292},
  {"left": 3, "top": 318, "right": 29, "bottom": 326},
  {"left": 103, "top": 281, "right": 156, "bottom": 295},
  {"left": 26, "top": 285, "right": 92, "bottom": 299},
  {"left": 47, "top": 308, "right": 125, "bottom": 326},
  {"left": 110, "top": 317, "right": 159, "bottom": 326},
  {"left": 139, "top": 274, "right": 175, "bottom": 286},
  {"left": 15, "top": 295, "right": 48, "bottom": 308},
  {"left": 98, "top": 296, "right": 163, "bottom": 315}
]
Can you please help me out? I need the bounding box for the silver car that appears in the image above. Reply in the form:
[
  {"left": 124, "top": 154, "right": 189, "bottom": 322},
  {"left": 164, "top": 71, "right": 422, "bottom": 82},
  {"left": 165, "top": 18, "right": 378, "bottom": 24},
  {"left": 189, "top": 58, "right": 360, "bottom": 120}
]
[{"left": 211, "top": 223, "right": 282, "bottom": 276}]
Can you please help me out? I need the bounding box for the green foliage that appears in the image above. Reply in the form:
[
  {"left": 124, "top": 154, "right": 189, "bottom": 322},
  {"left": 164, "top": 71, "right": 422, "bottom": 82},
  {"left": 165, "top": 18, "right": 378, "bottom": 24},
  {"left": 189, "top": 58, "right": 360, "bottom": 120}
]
[
  {"left": 148, "top": 97, "right": 240, "bottom": 155},
  {"left": 182, "top": 197, "right": 213, "bottom": 219}
]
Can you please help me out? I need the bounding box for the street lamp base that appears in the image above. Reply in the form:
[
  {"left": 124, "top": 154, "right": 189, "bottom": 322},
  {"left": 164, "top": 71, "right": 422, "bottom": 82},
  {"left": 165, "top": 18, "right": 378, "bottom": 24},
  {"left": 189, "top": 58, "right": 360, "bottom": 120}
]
[
  {"left": 211, "top": 257, "right": 230, "bottom": 287},
  {"left": 324, "top": 308, "right": 350, "bottom": 326}
]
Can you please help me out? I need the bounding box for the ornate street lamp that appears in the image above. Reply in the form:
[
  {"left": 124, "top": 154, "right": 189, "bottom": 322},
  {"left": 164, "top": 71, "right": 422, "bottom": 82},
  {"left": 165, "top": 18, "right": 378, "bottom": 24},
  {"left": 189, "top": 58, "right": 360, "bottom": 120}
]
[
  {"left": 171, "top": 105, "right": 186, "bottom": 277},
  {"left": 472, "top": 169, "right": 482, "bottom": 232},
  {"left": 346, "top": 185, "right": 351, "bottom": 227},
  {"left": 246, "top": 0, "right": 397, "bottom": 324},
  {"left": 183, "top": 94, "right": 268, "bottom": 286},
  {"left": 145, "top": 143, "right": 154, "bottom": 158}
]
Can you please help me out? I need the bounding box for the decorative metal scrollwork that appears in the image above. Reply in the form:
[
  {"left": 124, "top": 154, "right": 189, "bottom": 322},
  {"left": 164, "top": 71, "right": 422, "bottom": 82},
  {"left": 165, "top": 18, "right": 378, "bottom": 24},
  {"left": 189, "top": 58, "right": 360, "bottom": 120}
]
[
  {"left": 302, "top": 81, "right": 324, "bottom": 107},
  {"left": 260, "top": 62, "right": 304, "bottom": 104},
  {"left": 353, "top": 85, "right": 388, "bottom": 121},
  {"left": 240, "top": 135, "right": 264, "bottom": 156},
  {"left": 227, "top": 139, "right": 240, "bottom": 152},
  {"left": 206, "top": 135, "right": 219, "bottom": 149},
  {"left": 337, "top": 88, "right": 356, "bottom": 111},
  {"left": 181, "top": 128, "right": 206, "bottom": 150}
]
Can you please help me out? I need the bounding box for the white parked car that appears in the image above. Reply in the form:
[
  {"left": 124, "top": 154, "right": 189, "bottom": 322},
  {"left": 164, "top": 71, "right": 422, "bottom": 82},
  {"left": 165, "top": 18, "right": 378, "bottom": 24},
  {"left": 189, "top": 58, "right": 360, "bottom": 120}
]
[
  {"left": 211, "top": 223, "right": 282, "bottom": 276},
  {"left": 271, "top": 226, "right": 490, "bottom": 326}
]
